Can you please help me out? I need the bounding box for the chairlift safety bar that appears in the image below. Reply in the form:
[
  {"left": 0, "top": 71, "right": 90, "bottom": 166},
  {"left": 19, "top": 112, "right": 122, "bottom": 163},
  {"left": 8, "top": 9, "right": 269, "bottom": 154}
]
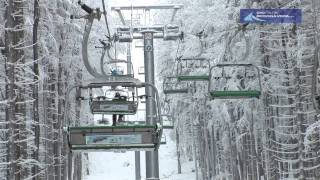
[{"left": 106, "top": 60, "right": 129, "bottom": 64}]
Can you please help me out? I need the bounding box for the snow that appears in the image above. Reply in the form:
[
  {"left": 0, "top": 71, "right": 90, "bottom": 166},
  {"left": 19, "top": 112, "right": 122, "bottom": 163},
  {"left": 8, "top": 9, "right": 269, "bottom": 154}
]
[
  {"left": 85, "top": 130, "right": 195, "bottom": 180},
  {"left": 86, "top": 151, "right": 136, "bottom": 180}
]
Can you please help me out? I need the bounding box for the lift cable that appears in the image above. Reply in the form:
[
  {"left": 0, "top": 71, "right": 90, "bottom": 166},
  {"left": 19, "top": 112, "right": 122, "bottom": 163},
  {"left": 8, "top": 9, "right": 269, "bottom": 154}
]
[
  {"left": 102, "top": 0, "right": 111, "bottom": 39},
  {"left": 101, "top": 0, "right": 126, "bottom": 75},
  {"left": 101, "top": 0, "right": 122, "bottom": 71},
  {"left": 175, "top": 32, "right": 204, "bottom": 61},
  {"left": 76, "top": 1, "right": 112, "bottom": 78}
]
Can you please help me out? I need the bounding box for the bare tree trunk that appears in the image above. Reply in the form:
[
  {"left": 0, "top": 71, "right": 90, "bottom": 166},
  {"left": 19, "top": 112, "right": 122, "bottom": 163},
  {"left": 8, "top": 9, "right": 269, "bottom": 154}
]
[
  {"left": 68, "top": 153, "right": 73, "bottom": 180},
  {"left": 5, "top": 0, "right": 25, "bottom": 179},
  {"left": 176, "top": 129, "right": 182, "bottom": 174},
  {"left": 73, "top": 71, "right": 83, "bottom": 180},
  {"left": 32, "top": 0, "right": 40, "bottom": 179},
  {"left": 47, "top": 63, "right": 56, "bottom": 180},
  {"left": 73, "top": 154, "right": 82, "bottom": 180},
  {"left": 5, "top": 1, "right": 15, "bottom": 178},
  {"left": 211, "top": 125, "right": 216, "bottom": 178}
]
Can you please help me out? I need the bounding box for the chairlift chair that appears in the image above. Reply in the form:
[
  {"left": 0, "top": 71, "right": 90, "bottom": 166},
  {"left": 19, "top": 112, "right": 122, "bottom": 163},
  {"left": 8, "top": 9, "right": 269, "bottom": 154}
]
[
  {"left": 160, "top": 114, "right": 174, "bottom": 129},
  {"left": 161, "top": 98, "right": 171, "bottom": 115},
  {"left": 176, "top": 57, "right": 210, "bottom": 82},
  {"left": 209, "top": 63, "right": 262, "bottom": 99},
  {"left": 106, "top": 60, "right": 134, "bottom": 78},
  {"left": 76, "top": 79, "right": 141, "bottom": 115},
  {"left": 138, "top": 94, "right": 147, "bottom": 104},
  {"left": 135, "top": 40, "right": 144, "bottom": 48},
  {"left": 160, "top": 134, "right": 167, "bottom": 145},
  {"left": 138, "top": 66, "right": 145, "bottom": 75},
  {"left": 67, "top": 125, "right": 162, "bottom": 151},
  {"left": 132, "top": 13, "right": 142, "bottom": 26},
  {"left": 65, "top": 80, "right": 164, "bottom": 152},
  {"left": 88, "top": 84, "right": 138, "bottom": 115},
  {"left": 163, "top": 76, "right": 190, "bottom": 94},
  {"left": 164, "top": 24, "right": 181, "bottom": 41},
  {"left": 117, "top": 26, "right": 133, "bottom": 42}
]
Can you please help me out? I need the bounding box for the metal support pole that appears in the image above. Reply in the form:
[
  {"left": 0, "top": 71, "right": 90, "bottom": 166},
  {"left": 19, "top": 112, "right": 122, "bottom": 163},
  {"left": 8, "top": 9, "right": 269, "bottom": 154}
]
[
  {"left": 127, "top": 43, "right": 132, "bottom": 76},
  {"left": 127, "top": 42, "right": 141, "bottom": 180},
  {"left": 135, "top": 152, "right": 141, "bottom": 180},
  {"left": 142, "top": 31, "right": 160, "bottom": 180}
]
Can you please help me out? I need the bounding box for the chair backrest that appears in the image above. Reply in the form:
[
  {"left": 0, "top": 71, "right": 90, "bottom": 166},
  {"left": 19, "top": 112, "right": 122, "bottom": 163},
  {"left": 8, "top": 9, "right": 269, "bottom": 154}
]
[{"left": 209, "top": 64, "right": 262, "bottom": 99}]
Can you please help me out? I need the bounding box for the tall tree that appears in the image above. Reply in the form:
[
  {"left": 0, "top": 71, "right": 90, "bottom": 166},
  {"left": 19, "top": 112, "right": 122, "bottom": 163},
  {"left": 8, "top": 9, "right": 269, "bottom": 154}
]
[
  {"left": 5, "top": 0, "right": 26, "bottom": 179},
  {"left": 32, "top": 0, "right": 40, "bottom": 179}
]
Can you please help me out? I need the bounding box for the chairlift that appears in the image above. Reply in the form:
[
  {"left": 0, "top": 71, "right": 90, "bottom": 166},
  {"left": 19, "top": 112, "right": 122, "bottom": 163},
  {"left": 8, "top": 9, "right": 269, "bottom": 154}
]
[
  {"left": 176, "top": 57, "right": 210, "bottom": 82},
  {"left": 138, "top": 66, "right": 145, "bottom": 75},
  {"left": 67, "top": 125, "right": 162, "bottom": 151},
  {"left": 117, "top": 26, "right": 133, "bottom": 42},
  {"left": 163, "top": 76, "right": 190, "bottom": 94},
  {"left": 105, "top": 59, "right": 134, "bottom": 78},
  {"left": 161, "top": 114, "right": 174, "bottom": 129},
  {"left": 135, "top": 40, "right": 144, "bottom": 48},
  {"left": 209, "top": 63, "right": 262, "bottom": 99},
  {"left": 85, "top": 82, "right": 138, "bottom": 115},
  {"left": 164, "top": 24, "right": 182, "bottom": 41},
  {"left": 161, "top": 134, "right": 167, "bottom": 145},
  {"left": 161, "top": 97, "right": 171, "bottom": 115},
  {"left": 65, "top": 80, "right": 164, "bottom": 152},
  {"left": 138, "top": 94, "right": 148, "bottom": 104}
]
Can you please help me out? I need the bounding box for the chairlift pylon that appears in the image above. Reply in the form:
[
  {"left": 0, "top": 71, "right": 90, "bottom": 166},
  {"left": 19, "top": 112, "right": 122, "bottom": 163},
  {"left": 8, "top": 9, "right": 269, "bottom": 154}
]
[{"left": 112, "top": 5, "right": 183, "bottom": 42}]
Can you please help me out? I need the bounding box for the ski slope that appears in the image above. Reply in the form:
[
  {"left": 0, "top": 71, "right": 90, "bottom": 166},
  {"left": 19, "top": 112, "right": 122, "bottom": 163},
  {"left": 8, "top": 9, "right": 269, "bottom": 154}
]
[{"left": 85, "top": 130, "right": 195, "bottom": 180}]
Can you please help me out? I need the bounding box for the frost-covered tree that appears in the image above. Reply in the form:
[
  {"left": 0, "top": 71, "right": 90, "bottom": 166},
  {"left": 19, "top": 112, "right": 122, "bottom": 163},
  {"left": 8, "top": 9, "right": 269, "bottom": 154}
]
[
  {"left": 157, "top": 0, "right": 320, "bottom": 180},
  {"left": 0, "top": 0, "right": 88, "bottom": 179}
]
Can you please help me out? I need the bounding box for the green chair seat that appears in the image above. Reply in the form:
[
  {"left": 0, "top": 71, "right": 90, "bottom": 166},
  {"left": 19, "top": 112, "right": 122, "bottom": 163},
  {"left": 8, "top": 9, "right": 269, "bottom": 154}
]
[
  {"left": 71, "top": 144, "right": 156, "bottom": 151},
  {"left": 163, "top": 89, "right": 189, "bottom": 94},
  {"left": 210, "top": 90, "right": 261, "bottom": 99},
  {"left": 177, "top": 75, "right": 210, "bottom": 81},
  {"left": 163, "top": 125, "right": 174, "bottom": 129}
]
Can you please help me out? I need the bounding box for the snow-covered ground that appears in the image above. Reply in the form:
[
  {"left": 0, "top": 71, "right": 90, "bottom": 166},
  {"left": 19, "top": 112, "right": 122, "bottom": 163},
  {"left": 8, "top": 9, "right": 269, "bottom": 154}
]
[{"left": 85, "top": 130, "right": 195, "bottom": 180}]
